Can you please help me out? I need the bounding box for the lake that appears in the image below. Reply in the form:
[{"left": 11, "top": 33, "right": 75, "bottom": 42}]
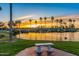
[{"left": 16, "top": 32, "right": 79, "bottom": 41}]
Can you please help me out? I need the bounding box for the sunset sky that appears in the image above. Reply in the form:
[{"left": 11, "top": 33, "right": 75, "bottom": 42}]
[{"left": 0, "top": 3, "right": 79, "bottom": 21}]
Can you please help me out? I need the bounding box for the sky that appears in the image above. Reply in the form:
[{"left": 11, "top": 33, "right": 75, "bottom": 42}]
[{"left": 0, "top": 3, "right": 79, "bottom": 21}]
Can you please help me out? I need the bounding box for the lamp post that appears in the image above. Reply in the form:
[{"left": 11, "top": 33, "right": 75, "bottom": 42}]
[
  {"left": 0, "top": 7, "right": 2, "bottom": 10},
  {"left": 0, "top": 7, "right": 2, "bottom": 32},
  {"left": 9, "top": 3, "right": 13, "bottom": 42}
]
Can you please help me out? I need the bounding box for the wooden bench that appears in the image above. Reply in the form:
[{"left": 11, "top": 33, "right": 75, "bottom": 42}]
[{"left": 35, "top": 43, "right": 54, "bottom": 56}]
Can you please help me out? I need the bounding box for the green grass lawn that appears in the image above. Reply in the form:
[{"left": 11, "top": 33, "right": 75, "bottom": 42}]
[
  {"left": 53, "top": 41, "right": 79, "bottom": 56},
  {"left": 0, "top": 39, "right": 51, "bottom": 56},
  {"left": 0, "top": 39, "right": 79, "bottom": 56}
]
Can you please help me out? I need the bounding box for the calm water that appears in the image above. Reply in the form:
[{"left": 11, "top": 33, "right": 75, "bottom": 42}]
[{"left": 16, "top": 32, "right": 79, "bottom": 41}]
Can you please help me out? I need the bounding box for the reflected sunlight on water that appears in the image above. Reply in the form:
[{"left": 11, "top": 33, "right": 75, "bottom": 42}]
[{"left": 16, "top": 32, "right": 79, "bottom": 41}]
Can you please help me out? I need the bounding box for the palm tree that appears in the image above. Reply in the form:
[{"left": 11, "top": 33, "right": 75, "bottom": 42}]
[
  {"left": 69, "top": 19, "right": 72, "bottom": 28},
  {"left": 59, "top": 19, "right": 63, "bottom": 41},
  {"left": 15, "top": 20, "right": 21, "bottom": 28},
  {"left": 29, "top": 19, "right": 32, "bottom": 40},
  {"left": 69, "top": 19, "right": 76, "bottom": 41},
  {"left": 29, "top": 19, "right": 32, "bottom": 29},
  {"left": 44, "top": 17, "right": 47, "bottom": 40},
  {"left": 63, "top": 22, "right": 67, "bottom": 29},
  {"left": 55, "top": 19, "right": 59, "bottom": 29},
  {"left": 35, "top": 20, "right": 37, "bottom": 32},
  {"left": 35, "top": 20, "right": 37, "bottom": 40},
  {"left": 35, "top": 20, "right": 37, "bottom": 28},
  {"left": 71, "top": 20, "right": 75, "bottom": 41},
  {"left": 69, "top": 20, "right": 75, "bottom": 29},
  {"left": 51, "top": 16, "right": 54, "bottom": 28},
  {"left": 39, "top": 17, "right": 42, "bottom": 28},
  {"left": 59, "top": 19, "right": 63, "bottom": 29},
  {"left": 44, "top": 17, "right": 47, "bottom": 28},
  {"left": 72, "top": 19, "right": 75, "bottom": 28},
  {"left": 73, "top": 19, "right": 75, "bottom": 23},
  {"left": 68, "top": 19, "right": 74, "bottom": 41},
  {"left": 39, "top": 17, "right": 42, "bottom": 40},
  {"left": 15, "top": 20, "right": 21, "bottom": 39}
]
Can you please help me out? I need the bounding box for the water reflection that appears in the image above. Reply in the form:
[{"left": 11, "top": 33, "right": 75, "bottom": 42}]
[{"left": 16, "top": 32, "right": 79, "bottom": 41}]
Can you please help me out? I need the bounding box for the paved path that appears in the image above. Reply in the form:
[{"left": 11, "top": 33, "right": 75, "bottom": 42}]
[{"left": 16, "top": 47, "right": 76, "bottom": 56}]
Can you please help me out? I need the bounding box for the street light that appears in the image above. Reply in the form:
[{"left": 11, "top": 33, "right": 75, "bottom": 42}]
[
  {"left": 0, "top": 7, "right": 2, "bottom": 10},
  {"left": 9, "top": 3, "right": 13, "bottom": 42}
]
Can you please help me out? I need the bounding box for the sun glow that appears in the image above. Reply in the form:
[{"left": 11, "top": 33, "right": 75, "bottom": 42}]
[
  {"left": 14, "top": 16, "right": 79, "bottom": 29},
  {"left": 30, "top": 24, "right": 39, "bottom": 28}
]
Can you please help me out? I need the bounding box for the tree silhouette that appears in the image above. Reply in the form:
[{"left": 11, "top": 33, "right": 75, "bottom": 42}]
[
  {"left": 59, "top": 19, "right": 63, "bottom": 29},
  {"left": 35, "top": 20, "right": 37, "bottom": 27},
  {"left": 69, "top": 19, "right": 72, "bottom": 28},
  {"left": 35, "top": 20, "right": 37, "bottom": 40},
  {"left": 51, "top": 16, "right": 54, "bottom": 28},
  {"left": 55, "top": 19, "right": 59, "bottom": 28},
  {"left": 39, "top": 17, "right": 42, "bottom": 28},
  {"left": 15, "top": 20, "right": 21, "bottom": 28},
  {"left": 44, "top": 17, "right": 47, "bottom": 28},
  {"left": 72, "top": 19, "right": 75, "bottom": 28},
  {"left": 15, "top": 20, "right": 21, "bottom": 39},
  {"left": 29, "top": 19, "right": 32, "bottom": 29}
]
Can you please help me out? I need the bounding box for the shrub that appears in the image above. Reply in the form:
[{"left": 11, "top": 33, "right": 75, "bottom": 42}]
[{"left": 0, "top": 34, "right": 5, "bottom": 38}]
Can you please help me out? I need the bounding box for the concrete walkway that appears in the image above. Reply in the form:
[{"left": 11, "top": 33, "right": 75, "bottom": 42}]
[{"left": 16, "top": 47, "right": 76, "bottom": 56}]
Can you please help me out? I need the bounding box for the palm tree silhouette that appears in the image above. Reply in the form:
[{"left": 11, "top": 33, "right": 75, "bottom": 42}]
[
  {"left": 69, "top": 19, "right": 75, "bottom": 41},
  {"left": 69, "top": 19, "right": 72, "bottom": 28},
  {"left": 50, "top": 16, "right": 54, "bottom": 41},
  {"left": 51, "top": 16, "right": 54, "bottom": 28},
  {"left": 15, "top": 20, "right": 21, "bottom": 39},
  {"left": 59, "top": 19, "right": 63, "bottom": 41},
  {"left": 55, "top": 19, "right": 59, "bottom": 29},
  {"left": 44, "top": 17, "right": 47, "bottom": 40},
  {"left": 59, "top": 19, "right": 63, "bottom": 29},
  {"left": 35, "top": 20, "right": 37, "bottom": 32},
  {"left": 68, "top": 19, "right": 72, "bottom": 41},
  {"left": 63, "top": 22, "right": 67, "bottom": 29},
  {"left": 44, "top": 17, "right": 47, "bottom": 28},
  {"left": 39, "top": 17, "right": 42, "bottom": 40},
  {"left": 35, "top": 20, "right": 37, "bottom": 27},
  {"left": 72, "top": 19, "right": 75, "bottom": 28},
  {"left": 29, "top": 19, "right": 32, "bottom": 40},
  {"left": 72, "top": 19, "right": 75, "bottom": 41},
  {"left": 39, "top": 17, "right": 42, "bottom": 28},
  {"left": 35, "top": 20, "right": 37, "bottom": 40},
  {"left": 15, "top": 20, "right": 21, "bottom": 28},
  {"left": 29, "top": 19, "right": 32, "bottom": 29}
]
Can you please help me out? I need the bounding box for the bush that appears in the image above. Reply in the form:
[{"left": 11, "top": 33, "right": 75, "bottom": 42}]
[
  {"left": 12, "top": 29, "right": 19, "bottom": 36},
  {"left": 0, "top": 34, "right": 5, "bottom": 38}
]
